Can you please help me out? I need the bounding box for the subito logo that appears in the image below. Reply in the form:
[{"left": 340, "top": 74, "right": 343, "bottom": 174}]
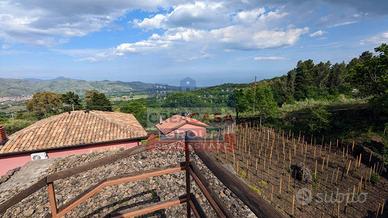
[{"left": 296, "top": 188, "right": 312, "bottom": 206}]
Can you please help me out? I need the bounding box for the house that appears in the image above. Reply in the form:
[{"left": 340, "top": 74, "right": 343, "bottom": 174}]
[
  {"left": 0, "top": 110, "right": 147, "bottom": 176},
  {"left": 155, "top": 115, "right": 208, "bottom": 139}
]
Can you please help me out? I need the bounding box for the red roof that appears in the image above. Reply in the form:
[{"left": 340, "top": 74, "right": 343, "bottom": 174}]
[
  {"left": 0, "top": 110, "right": 147, "bottom": 155},
  {"left": 155, "top": 115, "right": 208, "bottom": 135}
]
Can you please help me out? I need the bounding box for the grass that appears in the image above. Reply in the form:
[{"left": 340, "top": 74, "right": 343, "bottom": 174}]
[
  {"left": 250, "top": 185, "right": 262, "bottom": 195},
  {"left": 279, "top": 95, "right": 368, "bottom": 113},
  {"left": 370, "top": 173, "right": 380, "bottom": 185},
  {"left": 239, "top": 170, "right": 247, "bottom": 179}
]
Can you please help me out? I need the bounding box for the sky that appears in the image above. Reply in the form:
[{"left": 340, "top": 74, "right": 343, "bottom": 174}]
[{"left": 0, "top": 0, "right": 387, "bottom": 86}]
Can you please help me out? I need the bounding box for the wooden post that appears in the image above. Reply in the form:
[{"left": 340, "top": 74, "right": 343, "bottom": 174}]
[
  {"left": 279, "top": 177, "right": 282, "bottom": 194},
  {"left": 337, "top": 203, "right": 340, "bottom": 218},
  {"left": 329, "top": 141, "right": 332, "bottom": 153},
  {"left": 331, "top": 169, "right": 335, "bottom": 183},
  {"left": 292, "top": 195, "right": 295, "bottom": 215},
  {"left": 322, "top": 157, "right": 325, "bottom": 171},
  {"left": 315, "top": 160, "right": 318, "bottom": 176},
  {"left": 47, "top": 182, "right": 58, "bottom": 218},
  {"left": 289, "top": 150, "right": 292, "bottom": 166},
  {"left": 288, "top": 174, "right": 291, "bottom": 192},
  {"left": 376, "top": 203, "right": 381, "bottom": 218},
  {"left": 346, "top": 160, "right": 352, "bottom": 175},
  {"left": 271, "top": 185, "right": 274, "bottom": 202}
]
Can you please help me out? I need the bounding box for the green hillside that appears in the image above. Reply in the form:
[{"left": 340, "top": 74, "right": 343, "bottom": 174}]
[{"left": 0, "top": 77, "right": 179, "bottom": 97}]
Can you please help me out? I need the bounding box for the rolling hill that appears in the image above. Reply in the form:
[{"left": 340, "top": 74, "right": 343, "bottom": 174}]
[{"left": 0, "top": 77, "right": 179, "bottom": 97}]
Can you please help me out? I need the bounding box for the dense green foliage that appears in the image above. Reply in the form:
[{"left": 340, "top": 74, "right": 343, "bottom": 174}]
[
  {"left": 270, "top": 44, "right": 387, "bottom": 106},
  {"left": 27, "top": 92, "right": 63, "bottom": 118},
  {"left": 3, "top": 119, "right": 36, "bottom": 135},
  {"left": 119, "top": 99, "right": 147, "bottom": 126},
  {"left": 85, "top": 90, "right": 112, "bottom": 111},
  {"left": 62, "top": 91, "right": 82, "bottom": 111}
]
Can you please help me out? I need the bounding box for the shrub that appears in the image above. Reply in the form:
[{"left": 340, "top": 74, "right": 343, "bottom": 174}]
[{"left": 370, "top": 173, "right": 380, "bottom": 185}]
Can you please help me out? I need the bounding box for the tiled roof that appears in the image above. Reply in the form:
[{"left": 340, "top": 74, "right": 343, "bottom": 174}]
[
  {"left": 155, "top": 115, "right": 208, "bottom": 135},
  {"left": 0, "top": 110, "right": 147, "bottom": 154}
]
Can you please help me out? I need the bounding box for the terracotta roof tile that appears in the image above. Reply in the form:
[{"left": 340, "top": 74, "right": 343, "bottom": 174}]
[
  {"left": 155, "top": 115, "right": 208, "bottom": 135},
  {"left": 0, "top": 110, "right": 147, "bottom": 154}
]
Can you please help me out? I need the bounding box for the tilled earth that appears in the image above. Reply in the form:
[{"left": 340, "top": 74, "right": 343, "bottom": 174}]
[{"left": 0, "top": 144, "right": 256, "bottom": 218}]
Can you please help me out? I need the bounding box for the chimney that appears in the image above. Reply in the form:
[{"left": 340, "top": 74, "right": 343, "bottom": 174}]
[{"left": 0, "top": 126, "right": 8, "bottom": 145}]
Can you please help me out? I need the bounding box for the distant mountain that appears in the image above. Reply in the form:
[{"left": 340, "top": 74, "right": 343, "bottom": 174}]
[{"left": 0, "top": 77, "right": 179, "bottom": 97}]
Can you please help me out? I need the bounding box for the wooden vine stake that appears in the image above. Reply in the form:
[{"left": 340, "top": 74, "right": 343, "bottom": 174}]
[
  {"left": 321, "top": 157, "right": 325, "bottom": 171},
  {"left": 337, "top": 203, "right": 340, "bottom": 218},
  {"left": 335, "top": 167, "right": 340, "bottom": 184},
  {"left": 376, "top": 203, "right": 381, "bottom": 217},
  {"left": 292, "top": 195, "right": 295, "bottom": 216},
  {"left": 279, "top": 177, "right": 282, "bottom": 194},
  {"left": 288, "top": 174, "right": 291, "bottom": 192},
  {"left": 346, "top": 160, "right": 352, "bottom": 175}
]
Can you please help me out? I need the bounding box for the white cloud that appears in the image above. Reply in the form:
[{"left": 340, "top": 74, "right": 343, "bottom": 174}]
[
  {"left": 123, "top": 3, "right": 306, "bottom": 57},
  {"left": 134, "top": 14, "right": 167, "bottom": 29},
  {"left": 309, "top": 30, "right": 326, "bottom": 37},
  {"left": 211, "top": 26, "right": 308, "bottom": 50},
  {"left": 254, "top": 56, "right": 286, "bottom": 61},
  {"left": 361, "top": 32, "right": 388, "bottom": 45},
  {"left": 12, "top": 1, "right": 308, "bottom": 61},
  {"left": 0, "top": 0, "right": 177, "bottom": 45},
  {"left": 234, "top": 8, "right": 266, "bottom": 23},
  {"left": 113, "top": 26, "right": 308, "bottom": 57},
  {"left": 53, "top": 48, "right": 117, "bottom": 62},
  {"left": 134, "top": 1, "right": 229, "bottom": 30},
  {"left": 329, "top": 20, "right": 357, "bottom": 28},
  {"left": 115, "top": 28, "right": 205, "bottom": 55}
]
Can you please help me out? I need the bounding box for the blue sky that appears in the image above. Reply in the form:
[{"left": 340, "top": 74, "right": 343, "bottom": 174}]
[{"left": 0, "top": 0, "right": 387, "bottom": 86}]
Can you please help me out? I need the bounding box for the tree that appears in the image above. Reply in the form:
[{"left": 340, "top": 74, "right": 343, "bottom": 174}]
[
  {"left": 246, "top": 85, "right": 278, "bottom": 118},
  {"left": 120, "top": 99, "right": 147, "bottom": 126},
  {"left": 349, "top": 44, "right": 388, "bottom": 97},
  {"left": 270, "top": 77, "right": 291, "bottom": 106},
  {"left": 84, "top": 90, "right": 112, "bottom": 111},
  {"left": 327, "top": 62, "right": 347, "bottom": 94},
  {"left": 162, "top": 92, "right": 207, "bottom": 107},
  {"left": 27, "top": 92, "right": 63, "bottom": 118},
  {"left": 294, "top": 60, "right": 315, "bottom": 100},
  {"left": 305, "top": 106, "right": 331, "bottom": 135},
  {"left": 62, "top": 91, "right": 82, "bottom": 111},
  {"left": 229, "top": 89, "right": 248, "bottom": 118}
]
